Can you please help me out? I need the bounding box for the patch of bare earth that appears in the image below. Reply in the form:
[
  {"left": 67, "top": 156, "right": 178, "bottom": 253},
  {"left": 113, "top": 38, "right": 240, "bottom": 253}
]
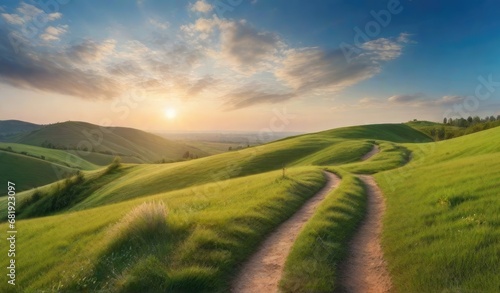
[
  {"left": 338, "top": 175, "right": 392, "bottom": 293},
  {"left": 231, "top": 172, "right": 341, "bottom": 293},
  {"left": 361, "top": 145, "right": 380, "bottom": 161}
]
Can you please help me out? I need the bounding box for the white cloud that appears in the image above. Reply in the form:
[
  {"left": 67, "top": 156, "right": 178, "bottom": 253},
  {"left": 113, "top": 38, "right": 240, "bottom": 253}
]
[
  {"left": 149, "top": 18, "right": 169, "bottom": 30},
  {"left": 40, "top": 25, "right": 68, "bottom": 41},
  {"left": 1, "top": 13, "right": 24, "bottom": 25},
  {"left": 1, "top": 3, "right": 64, "bottom": 26},
  {"left": 361, "top": 33, "right": 411, "bottom": 61},
  {"left": 47, "top": 12, "right": 62, "bottom": 21},
  {"left": 190, "top": 0, "right": 213, "bottom": 13},
  {"left": 17, "top": 3, "right": 43, "bottom": 18}
]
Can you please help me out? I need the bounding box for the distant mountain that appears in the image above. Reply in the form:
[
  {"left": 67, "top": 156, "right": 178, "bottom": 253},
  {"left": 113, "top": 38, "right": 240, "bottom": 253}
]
[
  {"left": 0, "top": 120, "right": 42, "bottom": 138},
  {"left": 5, "top": 121, "right": 208, "bottom": 163}
]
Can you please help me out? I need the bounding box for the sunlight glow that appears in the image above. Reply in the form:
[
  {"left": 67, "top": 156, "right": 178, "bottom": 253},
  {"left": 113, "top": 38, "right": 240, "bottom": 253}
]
[{"left": 164, "top": 107, "right": 177, "bottom": 120}]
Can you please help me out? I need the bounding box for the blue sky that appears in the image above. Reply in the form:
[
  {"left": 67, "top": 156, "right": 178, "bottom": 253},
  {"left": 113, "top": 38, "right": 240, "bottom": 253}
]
[{"left": 1, "top": 0, "right": 500, "bottom": 132}]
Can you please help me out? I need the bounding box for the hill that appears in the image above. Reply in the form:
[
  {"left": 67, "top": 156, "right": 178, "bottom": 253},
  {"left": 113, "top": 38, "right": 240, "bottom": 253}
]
[
  {"left": 0, "top": 123, "right": 498, "bottom": 292},
  {"left": 0, "top": 120, "right": 42, "bottom": 140},
  {"left": 0, "top": 151, "right": 78, "bottom": 192},
  {"left": 6, "top": 121, "right": 209, "bottom": 163},
  {"left": 0, "top": 143, "right": 99, "bottom": 193}
]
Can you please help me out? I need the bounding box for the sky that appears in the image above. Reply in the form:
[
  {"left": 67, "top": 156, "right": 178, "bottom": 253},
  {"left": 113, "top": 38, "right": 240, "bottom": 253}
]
[{"left": 1, "top": 0, "right": 500, "bottom": 133}]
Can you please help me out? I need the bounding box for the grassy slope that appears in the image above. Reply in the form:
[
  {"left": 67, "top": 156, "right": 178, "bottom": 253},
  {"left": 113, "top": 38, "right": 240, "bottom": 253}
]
[
  {"left": 0, "top": 142, "right": 98, "bottom": 170},
  {"left": 5, "top": 122, "right": 485, "bottom": 292},
  {"left": 0, "top": 151, "right": 79, "bottom": 192},
  {"left": 0, "top": 168, "right": 326, "bottom": 292},
  {"left": 53, "top": 124, "right": 428, "bottom": 210},
  {"left": 10, "top": 121, "right": 209, "bottom": 163},
  {"left": 376, "top": 127, "right": 500, "bottom": 292}
]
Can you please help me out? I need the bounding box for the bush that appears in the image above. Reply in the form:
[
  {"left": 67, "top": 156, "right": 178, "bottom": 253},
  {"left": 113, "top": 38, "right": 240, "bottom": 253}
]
[{"left": 106, "top": 156, "right": 122, "bottom": 173}]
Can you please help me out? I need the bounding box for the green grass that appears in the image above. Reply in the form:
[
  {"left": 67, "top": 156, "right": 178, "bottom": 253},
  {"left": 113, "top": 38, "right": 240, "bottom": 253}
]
[
  {"left": 0, "top": 142, "right": 98, "bottom": 170},
  {"left": 376, "top": 126, "right": 500, "bottom": 292},
  {"left": 0, "top": 167, "right": 326, "bottom": 292},
  {"left": 4, "top": 122, "right": 498, "bottom": 292},
  {"left": 280, "top": 170, "right": 367, "bottom": 292},
  {"left": 0, "top": 150, "right": 78, "bottom": 193}
]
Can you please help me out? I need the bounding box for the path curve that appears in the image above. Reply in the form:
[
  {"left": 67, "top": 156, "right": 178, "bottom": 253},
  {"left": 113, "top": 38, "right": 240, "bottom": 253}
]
[
  {"left": 338, "top": 175, "right": 392, "bottom": 293},
  {"left": 361, "top": 145, "right": 380, "bottom": 161},
  {"left": 231, "top": 172, "right": 341, "bottom": 293}
]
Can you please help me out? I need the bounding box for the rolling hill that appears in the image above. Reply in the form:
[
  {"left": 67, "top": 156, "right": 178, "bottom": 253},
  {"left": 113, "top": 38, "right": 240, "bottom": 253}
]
[
  {"left": 0, "top": 122, "right": 498, "bottom": 292},
  {"left": 5, "top": 121, "right": 209, "bottom": 164},
  {"left": 0, "top": 120, "right": 42, "bottom": 140}
]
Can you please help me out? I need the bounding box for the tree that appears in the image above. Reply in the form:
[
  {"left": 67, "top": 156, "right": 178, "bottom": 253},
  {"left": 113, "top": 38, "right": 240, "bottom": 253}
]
[
  {"left": 448, "top": 118, "right": 453, "bottom": 125},
  {"left": 497, "top": 115, "right": 500, "bottom": 121},
  {"left": 183, "top": 151, "right": 190, "bottom": 159},
  {"left": 489, "top": 115, "right": 496, "bottom": 121},
  {"left": 437, "top": 127, "right": 446, "bottom": 140},
  {"left": 228, "top": 146, "right": 233, "bottom": 151},
  {"left": 467, "top": 116, "right": 473, "bottom": 124},
  {"left": 443, "top": 117, "right": 447, "bottom": 124}
]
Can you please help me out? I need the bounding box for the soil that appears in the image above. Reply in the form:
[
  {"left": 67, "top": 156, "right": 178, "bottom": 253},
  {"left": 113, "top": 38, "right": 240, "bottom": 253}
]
[{"left": 231, "top": 172, "right": 341, "bottom": 293}]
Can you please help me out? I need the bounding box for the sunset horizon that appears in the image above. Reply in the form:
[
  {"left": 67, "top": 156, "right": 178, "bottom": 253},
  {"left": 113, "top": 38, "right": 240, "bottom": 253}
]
[{"left": 2, "top": 1, "right": 499, "bottom": 132}]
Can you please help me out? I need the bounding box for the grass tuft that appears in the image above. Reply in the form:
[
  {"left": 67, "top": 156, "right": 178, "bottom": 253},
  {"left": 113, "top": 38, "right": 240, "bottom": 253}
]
[{"left": 109, "top": 201, "right": 169, "bottom": 247}]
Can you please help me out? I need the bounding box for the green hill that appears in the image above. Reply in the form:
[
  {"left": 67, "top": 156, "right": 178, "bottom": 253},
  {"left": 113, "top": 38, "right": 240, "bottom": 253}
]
[
  {"left": 7, "top": 121, "right": 209, "bottom": 163},
  {"left": 0, "top": 151, "right": 77, "bottom": 192},
  {"left": 0, "top": 122, "right": 498, "bottom": 292},
  {"left": 0, "top": 120, "right": 42, "bottom": 141}
]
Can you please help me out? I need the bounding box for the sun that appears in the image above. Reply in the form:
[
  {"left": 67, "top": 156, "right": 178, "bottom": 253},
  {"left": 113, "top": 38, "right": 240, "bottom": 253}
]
[{"left": 164, "top": 107, "right": 177, "bottom": 120}]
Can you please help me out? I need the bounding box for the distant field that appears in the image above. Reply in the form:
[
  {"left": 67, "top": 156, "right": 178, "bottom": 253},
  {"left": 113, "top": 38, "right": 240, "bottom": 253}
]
[{"left": 6, "top": 121, "right": 209, "bottom": 163}]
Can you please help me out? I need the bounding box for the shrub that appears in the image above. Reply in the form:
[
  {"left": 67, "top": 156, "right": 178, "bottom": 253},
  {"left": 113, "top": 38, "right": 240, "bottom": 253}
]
[{"left": 106, "top": 156, "right": 122, "bottom": 173}]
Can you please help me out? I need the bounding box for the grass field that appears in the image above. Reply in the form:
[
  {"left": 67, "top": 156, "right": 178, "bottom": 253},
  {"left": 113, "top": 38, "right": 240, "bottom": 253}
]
[
  {"left": 1, "top": 123, "right": 499, "bottom": 292},
  {"left": 376, "top": 126, "right": 500, "bottom": 292}
]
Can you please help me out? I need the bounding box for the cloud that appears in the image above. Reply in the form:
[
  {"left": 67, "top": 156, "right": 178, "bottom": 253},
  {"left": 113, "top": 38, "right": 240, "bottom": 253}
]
[
  {"left": 387, "top": 93, "right": 465, "bottom": 107},
  {"left": 2, "top": 3, "right": 60, "bottom": 26},
  {"left": 68, "top": 39, "right": 116, "bottom": 63},
  {"left": 222, "top": 86, "right": 296, "bottom": 110},
  {"left": 186, "top": 76, "right": 217, "bottom": 96},
  {"left": 219, "top": 20, "right": 282, "bottom": 73},
  {"left": 276, "top": 47, "right": 379, "bottom": 94},
  {"left": 1, "top": 13, "right": 24, "bottom": 25},
  {"left": 388, "top": 93, "right": 425, "bottom": 103},
  {"left": 0, "top": 28, "right": 122, "bottom": 100},
  {"left": 361, "top": 37, "right": 404, "bottom": 61},
  {"left": 433, "top": 95, "right": 465, "bottom": 106},
  {"left": 40, "top": 25, "right": 68, "bottom": 41},
  {"left": 190, "top": 0, "right": 213, "bottom": 13},
  {"left": 149, "top": 18, "right": 169, "bottom": 30},
  {"left": 183, "top": 17, "right": 283, "bottom": 73}
]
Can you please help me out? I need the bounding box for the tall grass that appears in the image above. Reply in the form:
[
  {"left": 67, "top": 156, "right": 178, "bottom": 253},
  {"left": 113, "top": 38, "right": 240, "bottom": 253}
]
[{"left": 109, "top": 201, "right": 168, "bottom": 247}]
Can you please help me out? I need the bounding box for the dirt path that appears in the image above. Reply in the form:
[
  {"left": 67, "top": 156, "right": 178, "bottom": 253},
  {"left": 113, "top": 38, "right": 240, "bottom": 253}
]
[
  {"left": 231, "top": 172, "right": 341, "bottom": 293},
  {"left": 361, "top": 145, "right": 380, "bottom": 161},
  {"left": 338, "top": 175, "right": 392, "bottom": 293}
]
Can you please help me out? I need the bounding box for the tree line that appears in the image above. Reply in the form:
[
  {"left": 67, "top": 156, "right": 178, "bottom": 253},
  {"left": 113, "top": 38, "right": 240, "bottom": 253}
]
[{"left": 429, "top": 115, "right": 500, "bottom": 141}]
